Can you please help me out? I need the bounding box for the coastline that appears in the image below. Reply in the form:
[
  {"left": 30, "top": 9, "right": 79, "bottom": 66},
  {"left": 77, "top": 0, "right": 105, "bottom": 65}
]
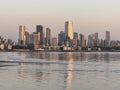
[{"left": 0, "top": 49, "right": 120, "bottom": 53}]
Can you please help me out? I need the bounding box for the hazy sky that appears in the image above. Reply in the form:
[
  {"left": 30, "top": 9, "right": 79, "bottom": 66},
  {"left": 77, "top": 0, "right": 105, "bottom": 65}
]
[{"left": 0, "top": 0, "right": 120, "bottom": 41}]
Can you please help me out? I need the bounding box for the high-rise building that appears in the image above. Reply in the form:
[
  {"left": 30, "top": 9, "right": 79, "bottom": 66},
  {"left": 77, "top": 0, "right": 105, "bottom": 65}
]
[
  {"left": 105, "top": 31, "right": 110, "bottom": 41},
  {"left": 94, "top": 32, "right": 99, "bottom": 47},
  {"left": 87, "top": 33, "right": 100, "bottom": 47},
  {"left": 36, "top": 25, "right": 45, "bottom": 45},
  {"left": 79, "top": 34, "right": 86, "bottom": 47},
  {"left": 73, "top": 32, "right": 78, "bottom": 40},
  {"left": 29, "top": 32, "right": 39, "bottom": 45},
  {"left": 105, "top": 31, "right": 110, "bottom": 47},
  {"left": 58, "top": 31, "right": 66, "bottom": 45},
  {"left": 65, "top": 21, "right": 73, "bottom": 39},
  {"left": 52, "top": 37, "right": 58, "bottom": 46},
  {"left": 95, "top": 32, "right": 98, "bottom": 41},
  {"left": 88, "top": 34, "right": 94, "bottom": 47},
  {"left": 19, "top": 25, "right": 26, "bottom": 45},
  {"left": 25, "top": 31, "right": 29, "bottom": 45},
  {"left": 72, "top": 32, "right": 79, "bottom": 47},
  {"left": 46, "top": 28, "right": 51, "bottom": 46},
  {"left": 29, "top": 32, "right": 40, "bottom": 49}
]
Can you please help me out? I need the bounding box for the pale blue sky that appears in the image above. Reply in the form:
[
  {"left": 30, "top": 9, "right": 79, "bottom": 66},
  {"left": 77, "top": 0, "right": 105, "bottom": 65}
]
[{"left": 0, "top": 0, "right": 120, "bottom": 41}]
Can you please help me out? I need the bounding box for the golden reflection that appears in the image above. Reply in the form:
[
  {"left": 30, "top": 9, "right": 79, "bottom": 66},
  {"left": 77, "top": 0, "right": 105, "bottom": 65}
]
[
  {"left": 66, "top": 64, "right": 73, "bottom": 89},
  {"left": 66, "top": 52, "right": 73, "bottom": 90}
]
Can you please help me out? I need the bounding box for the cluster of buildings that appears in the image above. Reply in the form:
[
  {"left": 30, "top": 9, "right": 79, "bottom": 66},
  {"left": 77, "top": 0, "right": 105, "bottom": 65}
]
[
  {"left": 17, "top": 21, "right": 120, "bottom": 51},
  {"left": 0, "top": 21, "right": 120, "bottom": 51},
  {"left": 18, "top": 25, "right": 58, "bottom": 50},
  {"left": 0, "top": 36, "right": 16, "bottom": 50},
  {"left": 18, "top": 21, "right": 81, "bottom": 50},
  {"left": 88, "top": 31, "right": 110, "bottom": 48}
]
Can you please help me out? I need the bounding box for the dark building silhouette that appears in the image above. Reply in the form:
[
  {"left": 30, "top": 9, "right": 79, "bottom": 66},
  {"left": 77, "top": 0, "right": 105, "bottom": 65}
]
[
  {"left": 36, "top": 25, "right": 45, "bottom": 45},
  {"left": 46, "top": 28, "right": 51, "bottom": 46}
]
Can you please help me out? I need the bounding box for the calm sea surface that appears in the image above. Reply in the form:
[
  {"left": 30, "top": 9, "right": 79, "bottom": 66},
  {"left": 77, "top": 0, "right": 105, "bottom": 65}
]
[{"left": 0, "top": 52, "right": 120, "bottom": 90}]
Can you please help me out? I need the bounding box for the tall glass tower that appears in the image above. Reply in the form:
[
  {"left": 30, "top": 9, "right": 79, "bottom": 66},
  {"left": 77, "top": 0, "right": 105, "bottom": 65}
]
[
  {"left": 46, "top": 28, "right": 51, "bottom": 46},
  {"left": 36, "top": 25, "right": 45, "bottom": 45},
  {"left": 65, "top": 21, "right": 73, "bottom": 40},
  {"left": 19, "top": 25, "right": 26, "bottom": 45},
  {"left": 105, "top": 31, "right": 110, "bottom": 41},
  {"left": 105, "top": 31, "right": 110, "bottom": 47}
]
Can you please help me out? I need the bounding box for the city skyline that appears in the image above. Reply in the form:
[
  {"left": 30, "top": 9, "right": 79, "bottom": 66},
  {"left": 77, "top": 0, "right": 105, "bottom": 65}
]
[
  {"left": 17, "top": 21, "right": 113, "bottom": 48},
  {"left": 0, "top": 22, "right": 114, "bottom": 43},
  {"left": 0, "top": 22, "right": 119, "bottom": 51},
  {"left": 0, "top": 0, "right": 120, "bottom": 41}
]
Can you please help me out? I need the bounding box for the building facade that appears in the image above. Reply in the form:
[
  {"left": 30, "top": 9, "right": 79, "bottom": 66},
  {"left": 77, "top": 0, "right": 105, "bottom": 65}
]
[
  {"left": 58, "top": 31, "right": 66, "bottom": 46},
  {"left": 36, "top": 25, "right": 45, "bottom": 45},
  {"left": 46, "top": 28, "right": 51, "bottom": 46},
  {"left": 29, "top": 32, "right": 39, "bottom": 45},
  {"left": 65, "top": 21, "right": 73, "bottom": 40},
  {"left": 79, "top": 34, "right": 86, "bottom": 47},
  {"left": 19, "top": 25, "right": 26, "bottom": 45},
  {"left": 105, "top": 31, "right": 110, "bottom": 47},
  {"left": 25, "top": 31, "right": 29, "bottom": 45},
  {"left": 94, "top": 32, "right": 99, "bottom": 47}
]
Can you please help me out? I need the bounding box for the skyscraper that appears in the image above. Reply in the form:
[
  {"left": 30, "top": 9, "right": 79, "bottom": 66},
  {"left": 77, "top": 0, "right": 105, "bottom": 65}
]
[
  {"left": 29, "top": 32, "right": 39, "bottom": 45},
  {"left": 36, "top": 25, "right": 45, "bottom": 45},
  {"left": 65, "top": 21, "right": 73, "bottom": 39},
  {"left": 79, "top": 34, "right": 86, "bottom": 47},
  {"left": 19, "top": 25, "right": 26, "bottom": 45},
  {"left": 95, "top": 32, "right": 98, "bottom": 41},
  {"left": 94, "top": 32, "right": 99, "bottom": 47},
  {"left": 88, "top": 34, "right": 94, "bottom": 47},
  {"left": 105, "top": 31, "right": 110, "bottom": 41},
  {"left": 25, "top": 31, "right": 29, "bottom": 45},
  {"left": 46, "top": 28, "right": 51, "bottom": 46},
  {"left": 58, "top": 31, "right": 66, "bottom": 45},
  {"left": 72, "top": 32, "right": 79, "bottom": 47},
  {"left": 105, "top": 31, "right": 110, "bottom": 47},
  {"left": 29, "top": 32, "right": 40, "bottom": 49}
]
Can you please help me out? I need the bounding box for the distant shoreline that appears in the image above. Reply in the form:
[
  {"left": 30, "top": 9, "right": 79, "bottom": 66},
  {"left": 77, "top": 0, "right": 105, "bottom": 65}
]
[{"left": 0, "top": 49, "right": 120, "bottom": 53}]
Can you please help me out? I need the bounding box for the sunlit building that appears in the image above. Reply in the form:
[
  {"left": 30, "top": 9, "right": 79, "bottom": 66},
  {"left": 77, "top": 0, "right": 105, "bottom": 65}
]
[
  {"left": 19, "top": 25, "right": 26, "bottom": 45},
  {"left": 65, "top": 21, "right": 73, "bottom": 40}
]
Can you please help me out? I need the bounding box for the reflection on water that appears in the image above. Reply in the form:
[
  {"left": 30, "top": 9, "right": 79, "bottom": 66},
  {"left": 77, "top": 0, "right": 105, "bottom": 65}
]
[
  {"left": 0, "top": 52, "right": 120, "bottom": 90},
  {"left": 66, "top": 53, "right": 73, "bottom": 90},
  {"left": 66, "top": 68, "right": 73, "bottom": 90},
  {"left": 18, "top": 63, "right": 27, "bottom": 79}
]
